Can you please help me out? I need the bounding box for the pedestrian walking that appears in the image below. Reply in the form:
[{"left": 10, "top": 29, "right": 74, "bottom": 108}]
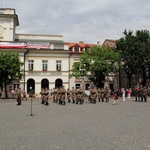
[
  {"left": 122, "top": 88, "right": 126, "bottom": 102},
  {"left": 113, "top": 91, "right": 119, "bottom": 105},
  {"left": 127, "top": 89, "right": 131, "bottom": 99}
]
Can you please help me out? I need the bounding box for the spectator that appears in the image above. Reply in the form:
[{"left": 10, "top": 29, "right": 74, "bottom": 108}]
[
  {"left": 113, "top": 91, "right": 119, "bottom": 105},
  {"left": 11, "top": 89, "right": 15, "bottom": 99},
  {"left": 122, "top": 88, "right": 126, "bottom": 102}
]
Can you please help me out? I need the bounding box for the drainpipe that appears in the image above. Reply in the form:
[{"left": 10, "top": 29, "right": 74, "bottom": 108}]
[
  {"left": 68, "top": 52, "right": 73, "bottom": 89},
  {"left": 24, "top": 48, "right": 29, "bottom": 90}
]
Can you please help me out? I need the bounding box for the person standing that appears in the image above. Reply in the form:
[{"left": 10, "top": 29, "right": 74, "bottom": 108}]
[
  {"left": 71, "top": 87, "right": 76, "bottom": 103},
  {"left": 67, "top": 88, "right": 71, "bottom": 103},
  {"left": 113, "top": 91, "right": 119, "bottom": 105},
  {"left": 134, "top": 86, "right": 138, "bottom": 102},
  {"left": 143, "top": 86, "right": 147, "bottom": 102},
  {"left": 104, "top": 85, "right": 109, "bottom": 102},
  {"left": 40, "top": 88, "right": 45, "bottom": 104},
  {"left": 22, "top": 90, "right": 27, "bottom": 101},
  {"left": 127, "top": 89, "right": 131, "bottom": 99},
  {"left": 44, "top": 87, "right": 49, "bottom": 106},
  {"left": 122, "top": 88, "right": 126, "bottom": 102},
  {"left": 16, "top": 88, "right": 21, "bottom": 105},
  {"left": 61, "top": 86, "right": 66, "bottom": 105}
]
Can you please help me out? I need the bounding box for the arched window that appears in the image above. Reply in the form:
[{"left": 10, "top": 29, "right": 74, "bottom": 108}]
[
  {"left": 41, "top": 78, "right": 49, "bottom": 89},
  {"left": 55, "top": 79, "right": 63, "bottom": 88},
  {"left": 27, "top": 78, "right": 35, "bottom": 94}
]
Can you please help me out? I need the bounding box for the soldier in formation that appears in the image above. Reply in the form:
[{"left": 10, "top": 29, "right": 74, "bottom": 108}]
[
  {"left": 74, "top": 87, "right": 84, "bottom": 104},
  {"left": 40, "top": 87, "right": 49, "bottom": 106},
  {"left": 71, "top": 87, "right": 76, "bottom": 103},
  {"left": 135, "top": 85, "right": 149, "bottom": 102},
  {"left": 97, "top": 88, "right": 104, "bottom": 102},
  {"left": 61, "top": 86, "right": 66, "bottom": 105},
  {"left": 67, "top": 88, "right": 71, "bottom": 103},
  {"left": 104, "top": 84, "right": 109, "bottom": 102},
  {"left": 89, "top": 87, "right": 97, "bottom": 104},
  {"left": 16, "top": 88, "right": 22, "bottom": 105},
  {"left": 21, "top": 89, "right": 27, "bottom": 101}
]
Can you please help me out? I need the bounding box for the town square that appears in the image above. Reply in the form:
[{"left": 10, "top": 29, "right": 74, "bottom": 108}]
[
  {"left": 0, "top": 97, "right": 150, "bottom": 150},
  {"left": 1, "top": 0, "right": 150, "bottom": 150}
]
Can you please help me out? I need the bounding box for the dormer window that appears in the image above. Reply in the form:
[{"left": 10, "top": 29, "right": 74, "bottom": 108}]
[{"left": 74, "top": 45, "right": 79, "bottom": 52}]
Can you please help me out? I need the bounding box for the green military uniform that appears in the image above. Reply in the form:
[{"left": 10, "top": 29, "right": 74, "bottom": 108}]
[
  {"left": 57, "top": 88, "right": 62, "bottom": 104},
  {"left": 67, "top": 88, "right": 71, "bottom": 103},
  {"left": 71, "top": 87, "right": 76, "bottom": 103},
  {"left": 139, "top": 86, "right": 144, "bottom": 102},
  {"left": 134, "top": 86, "right": 138, "bottom": 102},
  {"left": 143, "top": 87, "right": 147, "bottom": 102},
  {"left": 40, "top": 88, "right": 45, "bottom": 104},
  {"left": 75, "top": 88, "right": 80, "bottom": 104},
  {"left": 44, "top": 88, "right": 49, "bottom": 106},
  {"left": 104, "top": 86, "right": 109, "bottom": 102},
  {"left": 61, "top": 86, "right": 66, "bottom": 105},
  {"left": 16, "top": 88, "right": 21, "bottom": 105},
  {"left": 90, "top": 88, "right": 97, "bottom": 104},
  {"left": 78, "top": 87, "right": 84, "bottom": 104}
]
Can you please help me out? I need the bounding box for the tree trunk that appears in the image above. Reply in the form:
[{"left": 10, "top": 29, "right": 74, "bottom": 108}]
[
  {"left": 141, "top": 67, "right": 147, "bottom": 87},
  {"left": 4, "top": 84, "right": 8, "bottom": 98},
  {"left": 128, "top": 77, "right": 132, "bottom": 88}
]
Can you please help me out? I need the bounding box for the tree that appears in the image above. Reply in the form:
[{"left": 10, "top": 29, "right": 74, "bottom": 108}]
[
  {"left": 116, "top": 29, "right": 150, "bottom": 87},
  {"left": 0, "top": 52, "right": 24, "bottom": 98},
  {"left": 71, "top": 45, "right": 121, "bottom": 88}
]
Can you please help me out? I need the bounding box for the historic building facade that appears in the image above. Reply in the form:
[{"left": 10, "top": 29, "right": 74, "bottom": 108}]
[
  {"left": 0, "top": 8, "right": 120, "bottom": 97},
  {"left": 0, "top": 8, "right": 72, "bottom": 96}
]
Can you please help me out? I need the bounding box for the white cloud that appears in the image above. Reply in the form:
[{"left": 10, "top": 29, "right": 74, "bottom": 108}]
[{"left": 2, "top": 0, "right": 150, "bottom": 43}]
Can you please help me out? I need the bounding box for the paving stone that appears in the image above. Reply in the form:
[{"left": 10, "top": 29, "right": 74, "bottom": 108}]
[{"left": 0, "top": 97, "right": 150, "bottom": 150}]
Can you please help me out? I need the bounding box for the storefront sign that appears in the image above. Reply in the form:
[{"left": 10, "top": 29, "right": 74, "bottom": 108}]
[
  {"left": 0, "top": 42, "right": 26, "bottom": 49},
  {"left": 27, "top": 42, "right": 50, "bottom": 49}
]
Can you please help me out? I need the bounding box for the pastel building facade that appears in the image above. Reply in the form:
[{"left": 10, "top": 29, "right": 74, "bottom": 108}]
[{"left": 0, "top": 8, "right": 119, "bottom": 97}]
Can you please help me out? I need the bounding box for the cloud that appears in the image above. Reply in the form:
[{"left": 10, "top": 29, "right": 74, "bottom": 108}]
[{"left": 3, "top": 0, "right": 150, "bottom": 43}]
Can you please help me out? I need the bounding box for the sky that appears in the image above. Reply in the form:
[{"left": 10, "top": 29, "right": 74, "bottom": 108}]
[{"left": 2, "top": 0, "right": 150, "bottom": 44}]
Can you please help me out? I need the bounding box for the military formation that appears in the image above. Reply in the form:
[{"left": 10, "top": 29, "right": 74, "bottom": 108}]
[
  {"left": 14, "top": 84, "right": 150, "bottom": 106},
  {"left": 38, "top": 84, "right": 111, "bottom": 106},
  {"left": 134, "top": 85, "right": 150, "bottom": 102}
]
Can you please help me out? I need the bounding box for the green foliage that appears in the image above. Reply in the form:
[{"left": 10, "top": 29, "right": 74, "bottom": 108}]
[
  {"left": 116, "top": 29, "right": 150, "bottom": 86},
  {"left": 70, "top": 45, "right": 121, "bottom": 88},
  {"left": 0, "top": 52, "right": 24, "bottom": 97}
]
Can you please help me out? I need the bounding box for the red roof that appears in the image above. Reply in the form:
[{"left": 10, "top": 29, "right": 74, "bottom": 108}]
[
  {"left": 65, "top": 42, "right": 95, "bottom": 49},
  {"left": 103, "top": 39, "right": 116, "bottom": 48}
]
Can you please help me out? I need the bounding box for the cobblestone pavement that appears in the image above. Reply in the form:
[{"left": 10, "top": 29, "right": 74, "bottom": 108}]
[{"left": 0, "top": 97, "right": 150, "bottom": 150}]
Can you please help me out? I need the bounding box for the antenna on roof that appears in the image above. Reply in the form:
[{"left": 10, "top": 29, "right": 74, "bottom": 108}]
[{"left": 97, "top": 41, "right": 101, "bottom": 46}]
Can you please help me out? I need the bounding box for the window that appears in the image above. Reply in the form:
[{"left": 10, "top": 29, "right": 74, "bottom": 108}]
[
  {"left": 56, "top": 61, "right": 61, "bottom": 71},
  {"left": 74, "top": 45, "right": 79, "bottom": 52},
  {"left": 14, "top": 84, "right": 19, "bottom": 90},
  {"left": 42, "top": 60, "right": 48, "bottom": 71},
  {"left": 75, "top": 84, "right": 80, "bottom": 89},
  {"left": 28, "top": 60, "right": 34, "bottom": 71}
]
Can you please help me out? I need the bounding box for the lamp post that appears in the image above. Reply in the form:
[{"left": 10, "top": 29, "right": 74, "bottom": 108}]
[{"left": 27, "top": 86, "right": 35, "bottom": 117}]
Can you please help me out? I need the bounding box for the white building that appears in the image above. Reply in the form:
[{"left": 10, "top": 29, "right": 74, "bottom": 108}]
[
  {"left": 0, "top": 8, "right": 71, "bottom": 96},
  {"left": 0, "top": 8, "right": 119, "bottom": 97}
]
